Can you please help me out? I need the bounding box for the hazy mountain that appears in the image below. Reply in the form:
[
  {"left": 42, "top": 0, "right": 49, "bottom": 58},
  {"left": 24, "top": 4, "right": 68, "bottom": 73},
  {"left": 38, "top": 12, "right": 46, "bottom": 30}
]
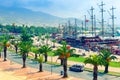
[{"left": 0, "top": 6, "right": 68, "bottom": 26}]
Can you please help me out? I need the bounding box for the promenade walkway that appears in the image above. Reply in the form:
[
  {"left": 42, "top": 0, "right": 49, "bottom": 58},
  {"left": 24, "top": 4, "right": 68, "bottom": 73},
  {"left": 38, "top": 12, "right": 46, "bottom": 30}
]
[{"left": 0, "top": 58, "right": 84, "bottom": 80}]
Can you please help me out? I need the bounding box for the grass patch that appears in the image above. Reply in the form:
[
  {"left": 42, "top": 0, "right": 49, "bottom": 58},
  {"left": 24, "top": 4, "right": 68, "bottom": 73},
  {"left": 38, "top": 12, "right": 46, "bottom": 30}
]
[
  {"left": 48, "top": 51, "right": 55, "bottom": 56},
  {"left": 68, "top": 56, "right": 120, "bottom": 68},
  {"left": 68, "top": 56, "right": 85, "bottom": 62},
  {"left": 27, "top": 55, "right": 33, "bottom": 59},
  {"left": 109, "top": 61, "right": 120, "bottom": 68},
  {"left": 46, "top": 61, "right": 61, "bottom": 66}
]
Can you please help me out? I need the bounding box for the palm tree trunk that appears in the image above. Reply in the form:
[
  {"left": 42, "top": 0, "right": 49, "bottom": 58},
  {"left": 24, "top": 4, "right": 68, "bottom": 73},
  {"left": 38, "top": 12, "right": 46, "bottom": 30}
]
[
  {"left": 104, "top": 63, "right": 109, "bottom": 73},
  {"left": 93, "top": 65, "right": 98, "bottom": 80},
  {"left": 46, "top": 39, "right": 48, "bottom": 45},
  {"left": 44, "top": 54, "right": 48, "bottom": 62},
  {"left": 4, "top": 46, "right": 7, "bottom": 61},
  {"left": 35, "top": 54, "right": 37, "bottom": 59},
  {"left": 53, "top": 42, "right": 55, "bottom": 48},
  {"left": 54, "top": 42, "right": 55, "bottom": 47},
  {"left": 63, "top": 58, "right": 68, "bottom": 78},
  {"left": 0, "top": 52, "right": 1, "bottom": 58},
  {"left": 39, "top": 63, "right": 43, "bottom": 72},
  {"left": 60, "top": 59, "right": 63, "bottom": 65},
  {"left": 15, "top": 45, "right": 18, "bottom": 54},
  {"left": 22, "top": 53, "right": 27, "bottom": 68}
]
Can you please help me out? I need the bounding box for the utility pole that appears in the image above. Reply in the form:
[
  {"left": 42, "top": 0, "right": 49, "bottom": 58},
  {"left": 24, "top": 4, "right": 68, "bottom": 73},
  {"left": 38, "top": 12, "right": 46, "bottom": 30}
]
[
  {"left": 99, "top": 1, "right": 105, "bottom": 37},
  {"left": 90, "top": 6, "right": 94, "bottom": 36}
]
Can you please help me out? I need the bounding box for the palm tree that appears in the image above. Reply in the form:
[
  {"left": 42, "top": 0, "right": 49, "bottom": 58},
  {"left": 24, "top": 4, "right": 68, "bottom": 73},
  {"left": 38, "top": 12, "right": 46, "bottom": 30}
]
[
  {"left": 11, "top": 39, "right": 18, "bottom": 54},
  {"left": 21, "top": 30, "right": 33, "bottom": 57},
  {"left": 19, "top": 42, "right": 31, "bottom": 68},
  {"left": 19, "top": 30, "right": 32, "bottom": 68},
  {"left": 3, "top": 40, "right": 10, "bottom": 61},
  {"left": 100, "top": 49, "right": 117, "bottom": 73},
  {"left": 41, "top": 38, "right": 45, "bottom": 45},
  {"left": 37, "top": 34, "right": 42, "bottom": 46},
  {"left": 31, "top": 47, "right": 39, "bottom": 59},
  {"left": 39, "top": 45, "right": 52, "bottom": 62},
  {"left": 52, "top": 39, "right": 56, "bottom": 48},
  {"left": 84, "top": 54, "right": 104, "bottom": 80},
  {"left": 14, "top": 43, "right": 18, "bottom": 54},
  {"left": 55, "top": 41, "right": 75, "bottom": 78},
  {"left": 37, "top": 54, "right": 44, "bottom": 72},
  {"left": 45, "top": 33, "right": 50, "bottom": 45},
  {"left": 0, "top": 46, "right": 2, "bottom": 58}
]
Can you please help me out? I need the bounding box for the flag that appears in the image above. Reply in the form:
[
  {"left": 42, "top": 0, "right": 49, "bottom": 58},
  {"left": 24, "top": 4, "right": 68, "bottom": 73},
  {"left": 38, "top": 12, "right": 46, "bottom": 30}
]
[{"left": 85, "top": 19, "right": 89, "bottom": 22}]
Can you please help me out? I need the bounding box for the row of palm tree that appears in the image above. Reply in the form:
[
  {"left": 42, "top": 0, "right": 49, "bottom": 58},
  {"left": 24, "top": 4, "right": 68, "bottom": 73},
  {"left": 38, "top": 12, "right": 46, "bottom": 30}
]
[{"left": 0, "top": 31, "right": 118, "bottom": 80}]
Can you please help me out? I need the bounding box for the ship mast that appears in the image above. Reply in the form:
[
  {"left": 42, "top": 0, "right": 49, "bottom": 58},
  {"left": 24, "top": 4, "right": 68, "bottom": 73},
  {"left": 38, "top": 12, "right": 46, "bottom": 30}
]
[
  {"left": 74, "top": 19, "right": 77, "bottom": 39},
  {"left": 84, "top": 15, "right": 87, "bottom": 36},
  {"left": 98, "top": 1, "right": 105, "bottom": 37},
  {"left": 90, "top": 6, "right": 94, "bottom": 36},
  {"left": 111, "top": 6, "right": 116, "bottom": 37},
  {"left": 68, "top": 20, "right": 71, "bottom": 37},
  {"left": 94, "top": 15, "right": 96, "bottom": 36}
]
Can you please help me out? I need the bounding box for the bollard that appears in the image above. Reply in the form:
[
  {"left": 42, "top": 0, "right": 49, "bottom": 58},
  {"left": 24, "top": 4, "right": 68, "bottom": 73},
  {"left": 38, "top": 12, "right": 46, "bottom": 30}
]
[{"left": 60, "top": 71, "right": 63, "bottom": 75}]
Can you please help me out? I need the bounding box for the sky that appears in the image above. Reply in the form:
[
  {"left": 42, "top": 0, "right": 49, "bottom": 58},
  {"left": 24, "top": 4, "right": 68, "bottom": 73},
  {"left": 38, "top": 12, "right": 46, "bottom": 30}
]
[{"left": 0, "top": 0, "right": 120, "bottom": 23}]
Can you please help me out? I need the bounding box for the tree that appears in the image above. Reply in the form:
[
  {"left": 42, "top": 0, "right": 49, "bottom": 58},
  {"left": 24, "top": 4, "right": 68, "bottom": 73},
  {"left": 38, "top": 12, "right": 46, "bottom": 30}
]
[
  {"left": 14, "top": 42, "right": 18, "bottom": 54},
  {"left": 20, "top": 30, "right": 33, "bottom": 56},
  {"left": 100, "top": 49, "right": 117, "bottom": 73},
  {"left": 3, "top": 40, "right": 10, "bottom": 61},
  {"left": 31, "top": 47, "right": 39, "bottom": 59},
  {"left": 84, "top": 54, "right": 104, "bottom": 80},
  {"left": 52, "top": 39, "right": 56, "bottom": 48},
  {"left": 19, "top": 42, "right": 31, "bottom": 68},
  {"left": 39, "top": 45, "right": 52, "bottom": 62},
  {"left": 45, "top": 33, "right": 50, "bottom": 45},
  {"left": 55, "top": 41, "right": 75, "bottom": 78},
  {"left": 37, "top": 54, "right": 44, "bottom": 72},
  {"left": 41, "top": 38, "right": 45, "bottom": 45},
  {"left": 19, "top": 30, "right": 32, "bottom": 68},
  {"left": 11, "top": 39, "right": 19, "bottom": 54},
  {"left": 0, "top": 35, "right": 10, "bottom": 61},
  {"left": 0, "top": 46, "right": 2, "bottom": 58}
]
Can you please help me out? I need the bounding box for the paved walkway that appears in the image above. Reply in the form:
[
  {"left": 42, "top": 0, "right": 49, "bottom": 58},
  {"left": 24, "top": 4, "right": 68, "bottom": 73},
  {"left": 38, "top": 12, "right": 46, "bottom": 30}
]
[
  {"left": 0, "top": 58, "right": 84, "bottom": 80},
  {"left": 3, "top": 51, "right": 120, "bottom": 80}
]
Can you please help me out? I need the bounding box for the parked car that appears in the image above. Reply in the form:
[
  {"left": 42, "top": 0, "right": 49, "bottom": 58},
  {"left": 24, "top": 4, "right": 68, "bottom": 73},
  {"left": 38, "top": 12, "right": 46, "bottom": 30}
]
[{"left": 69, "top": 64, "right": 84, "bottom": 72}]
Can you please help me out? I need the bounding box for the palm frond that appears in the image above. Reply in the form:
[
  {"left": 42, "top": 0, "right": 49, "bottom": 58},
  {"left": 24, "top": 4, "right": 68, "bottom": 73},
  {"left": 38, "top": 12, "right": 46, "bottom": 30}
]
[{"left": 37, "top": 54, "right": 44, "bottom": 63}]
